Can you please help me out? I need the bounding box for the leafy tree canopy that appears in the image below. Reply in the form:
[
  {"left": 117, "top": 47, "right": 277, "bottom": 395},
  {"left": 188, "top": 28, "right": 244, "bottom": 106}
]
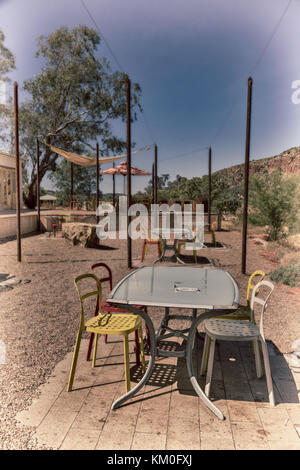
[
  {"left": 16, "top": 25, "right": 142, "bottom": 208},
  {"left": 0, "top": 29, "right": 15, "bottom": 150},
  {"left": 135, "top": 171, "right": 242, "bottom": 214},
  {"left": 50, "top": 158, "right": 99, "bottom": 207}
]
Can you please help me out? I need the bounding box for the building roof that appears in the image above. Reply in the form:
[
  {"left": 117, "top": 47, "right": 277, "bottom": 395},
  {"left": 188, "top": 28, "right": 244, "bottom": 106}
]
[
  {"left": 0, "top": 151, "right": 23, "bottom": 169},
  {"left": 40, "top": 194, "right": 57, "bottom": 201}
]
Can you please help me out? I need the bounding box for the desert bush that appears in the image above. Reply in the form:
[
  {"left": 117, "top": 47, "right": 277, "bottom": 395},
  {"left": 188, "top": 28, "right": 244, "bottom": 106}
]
[
  {"left": 270, "top": 260, "right": 300, "bottom": 287},
  {"left": 249, "top": 170, "right": 299, "bottom": 240}
]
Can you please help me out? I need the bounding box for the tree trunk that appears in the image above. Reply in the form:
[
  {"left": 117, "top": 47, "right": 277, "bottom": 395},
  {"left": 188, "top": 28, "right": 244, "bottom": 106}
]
[
  {"left": 23, "top": 145, "right": 55, "bottom": 209},
  {"left": 23, "top": 177, "right": 38, "bottom": 209}
]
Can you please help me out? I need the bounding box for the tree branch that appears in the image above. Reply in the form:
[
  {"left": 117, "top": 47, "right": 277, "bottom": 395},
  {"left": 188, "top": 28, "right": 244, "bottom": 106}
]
[{"left": 47, "top": 110, "right": 89, "bottom": 137}]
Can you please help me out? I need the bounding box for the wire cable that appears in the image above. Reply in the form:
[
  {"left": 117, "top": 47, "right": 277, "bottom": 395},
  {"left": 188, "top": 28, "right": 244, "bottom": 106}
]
[
  {"left": 250, "top": 0, "right": 293, "bottom": 74},
  {"left": 160, "top": 146, "right": 209, "bottom": 163},
  {"left": 210, "top": 0, "right": 293, "bottom": 146},
  {"left": 80, "top": 0, "right": 157, "bottom": 145},
  {"left": 80, "top": 0, "right": 125, "bottom": 73}
]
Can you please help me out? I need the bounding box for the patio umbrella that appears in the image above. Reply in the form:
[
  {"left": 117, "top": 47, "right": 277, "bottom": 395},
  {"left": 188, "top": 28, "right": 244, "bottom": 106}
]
[{"left": 101, "top": 160, "right": 151, "bottom": 201}]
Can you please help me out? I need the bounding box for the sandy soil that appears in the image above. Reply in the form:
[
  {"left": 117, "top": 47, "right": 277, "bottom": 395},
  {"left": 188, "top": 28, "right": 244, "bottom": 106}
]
[{"left": 0, "top": 227, "right": 299, "bottom": 449}]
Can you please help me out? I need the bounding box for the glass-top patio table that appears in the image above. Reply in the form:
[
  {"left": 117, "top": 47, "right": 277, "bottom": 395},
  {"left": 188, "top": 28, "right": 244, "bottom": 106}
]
[{"left": 107, "top": 265, "right": 240, "bottom": 420}]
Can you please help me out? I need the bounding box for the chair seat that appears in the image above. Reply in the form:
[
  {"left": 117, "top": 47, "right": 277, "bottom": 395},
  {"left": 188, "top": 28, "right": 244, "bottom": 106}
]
[
  {"left": 85, "top": 313, "right": 142, "bottom": 335},
  {"left": 204, "top": 318, "right": 260, "bottom": 341}
]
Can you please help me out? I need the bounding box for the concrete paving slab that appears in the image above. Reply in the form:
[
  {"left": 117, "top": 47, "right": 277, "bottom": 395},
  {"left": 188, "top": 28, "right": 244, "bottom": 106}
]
[
  {"left": 131, "top": 432, "right": 167, "bottom": 450},
  {"left": 14, "top": 334, "right": 300, "bottom": 450}
]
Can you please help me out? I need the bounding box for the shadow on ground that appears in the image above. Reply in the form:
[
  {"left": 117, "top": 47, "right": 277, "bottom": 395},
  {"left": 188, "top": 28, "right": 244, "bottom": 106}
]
[{"left": 129, "top": 335, "right": 299, "bottom": 408}]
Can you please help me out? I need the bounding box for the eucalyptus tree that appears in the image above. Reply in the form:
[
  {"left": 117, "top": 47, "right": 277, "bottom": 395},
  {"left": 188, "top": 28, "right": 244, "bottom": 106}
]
[
  {"left": 19, "top": 25, "right": 142, "bottom": 208},
  {"left": 0, "top": 29, "right": 15, "bottom": 151}
]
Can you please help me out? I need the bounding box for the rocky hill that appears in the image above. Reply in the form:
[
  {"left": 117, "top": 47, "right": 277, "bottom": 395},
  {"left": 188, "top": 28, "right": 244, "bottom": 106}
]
[{"left": 214, "top": 146, "right": 300, "bottom": 185}]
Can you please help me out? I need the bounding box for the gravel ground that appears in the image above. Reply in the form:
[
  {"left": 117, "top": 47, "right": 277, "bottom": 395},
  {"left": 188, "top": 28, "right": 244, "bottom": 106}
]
[{"left": 0, "top": 228, "right": 299, "bottom": 449}]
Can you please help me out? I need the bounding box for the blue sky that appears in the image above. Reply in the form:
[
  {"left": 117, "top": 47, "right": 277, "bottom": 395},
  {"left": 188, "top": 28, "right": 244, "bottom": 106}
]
[{"left": 1, "top": 0, "right": 300, "bottom": 194}]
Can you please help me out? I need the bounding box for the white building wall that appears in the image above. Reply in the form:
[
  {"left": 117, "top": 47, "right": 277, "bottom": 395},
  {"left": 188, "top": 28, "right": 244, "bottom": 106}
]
[{"left": 0, "top": 151, "right": 23, "bottom": 210}]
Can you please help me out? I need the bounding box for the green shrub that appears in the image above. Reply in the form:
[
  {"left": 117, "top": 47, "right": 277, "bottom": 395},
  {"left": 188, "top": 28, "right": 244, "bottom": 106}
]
[
  {"left": 270, "top": 261, "right": 300, "bottom": 287},
  {"left": 249, "top": 170, "right": 299, "bottom": 240}
]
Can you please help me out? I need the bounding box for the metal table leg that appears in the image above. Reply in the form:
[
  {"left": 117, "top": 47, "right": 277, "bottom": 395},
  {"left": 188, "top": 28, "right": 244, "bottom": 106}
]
[
  {"left": 110, "top": 304, "right": 157, "bottom": 410},
  {"left": 154, "top": 238, "right": 186, "bottom": 264},
  {"left": 153, "top": 238, "right": 166, "bottom": 264},
  {"left": 186, "top": 310, "right": 226, "bottom": 421}
]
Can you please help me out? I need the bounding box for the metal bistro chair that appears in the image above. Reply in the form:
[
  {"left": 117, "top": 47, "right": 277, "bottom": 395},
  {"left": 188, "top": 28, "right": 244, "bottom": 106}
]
[
  {"left": 200, "top": 280, "right": 275, "bottom": 407},
  {"left": 216, "top": 270, "right": 266, "bottom": 322},
  {"left": 67, "top": 273, "right": 146, "bottom": 393},
  {"left": 201, "top": 270, "right": 266, "bottom": 374},
  {"left": 86, "top": 263, "right": 151, "bottom": 365},
  {"left": 210, "top": 221, "right": 217, "bottom": 247},
  {"left": 141, "top": 236, "right": 163, "bottom": 262},
  {"left": 48, "top": 215, "right": 63, "bottom": 237},
  {"left": 176, "top": 224, "right": 205, "bottom": 264}
]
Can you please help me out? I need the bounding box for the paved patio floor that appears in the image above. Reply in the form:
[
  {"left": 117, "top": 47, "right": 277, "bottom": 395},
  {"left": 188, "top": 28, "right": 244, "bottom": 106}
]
[{"left": 16, "top": 332, "right": 300, "bottom": 450}]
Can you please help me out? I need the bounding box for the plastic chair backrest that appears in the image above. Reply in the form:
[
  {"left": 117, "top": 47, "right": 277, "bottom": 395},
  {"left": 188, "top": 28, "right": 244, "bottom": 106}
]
[
  {"left": 91, "top": 263, "right": 113, "bottom": 290},
  {"left": 246, "top": 270, "right": 266, "bottom": 306},
  {"left": 250, "top": 280, "right": 274, "bottom": 338},
  {"left": 193, "top": 223, "right": 205, "bottom": 246},
  {"left": 74, "top": 273, "right": 102, "bottom": 328}
]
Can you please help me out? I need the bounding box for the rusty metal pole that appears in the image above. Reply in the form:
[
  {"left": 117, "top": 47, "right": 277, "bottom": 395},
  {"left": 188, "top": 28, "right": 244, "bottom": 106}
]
[
  {"left": 242, "top": 77, "right": 253, "bottom": 274},
  {"left": 208, "top": 146, "right": 212, "bottom": 232},
  {"left": 36, "top": 138, "right": 41, "bottom": 232},
  {"left": 112, "top": 162, "right": 116, "bottom": 206},
  {"left": 152, "top": 163, "right": 154, "bottom": 204},
  {"left": 96, "top": 142, "right": 99, "bottom": 222},
  {"left": 14, "top": 82, "right": 21, "bottom": 262},
  {"left": 154, "top": 144, "right": 158, "bottom": 205},
  {"left": 126, "top": 77, "right": 132, "bottom": 268},
  {"left": 70, "top": 162, "right": 74, "bottom": 210}
]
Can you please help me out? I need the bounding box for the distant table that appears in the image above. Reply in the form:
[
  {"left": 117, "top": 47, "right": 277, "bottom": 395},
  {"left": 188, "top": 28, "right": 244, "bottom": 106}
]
[
  {"left": 107, "top": 265, "right": 240, "bottom": 420},
  {"left": 152, "top": 227, "right": 193, "bottom": 264}
]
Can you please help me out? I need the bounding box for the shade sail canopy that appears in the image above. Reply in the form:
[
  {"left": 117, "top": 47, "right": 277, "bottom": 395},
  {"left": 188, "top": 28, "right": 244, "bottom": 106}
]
[
  {"left": 50, "top": 145, "right": 152, "bottom": 167},
  {"left": 101, "top": 160, "right": 151, "bottom": 176}
]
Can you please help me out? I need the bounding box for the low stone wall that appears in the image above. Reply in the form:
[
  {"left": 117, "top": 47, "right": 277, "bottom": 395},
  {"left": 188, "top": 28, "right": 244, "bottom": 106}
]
[{"left": 0, "top": 212, "right": 38, "bottom": 238}]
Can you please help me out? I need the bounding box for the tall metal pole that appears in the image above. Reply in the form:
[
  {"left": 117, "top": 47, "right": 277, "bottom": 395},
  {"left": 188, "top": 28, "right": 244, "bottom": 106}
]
[
  {"left": 112, "top": 162, "right": 116, "bottom": 206},
  {"left": 126, "top": 77, "right": 132, "bottom": 268},
  {"left": 14, "top": 82, "right": 21, "bottom": 262},
  {"left": 241, "top": 77, "right": 253, "bottom": 274},
  {"left": 154, "top": 144, "right": 158, "bottom": 205},
  {"left": 208, "top": 146, "right": 212, "bottom": 231},
  {"left": 36, "top": 138, "right": 41, "bottom": 232},
  {"left": 96, "top": 142, "right": 99, "bottom": 222},
  {"left": 152, "top": 163, "right": 154, "bottom": 204},
  {"left": 70, "top": 162, "right": 74, "bottom": 210}
]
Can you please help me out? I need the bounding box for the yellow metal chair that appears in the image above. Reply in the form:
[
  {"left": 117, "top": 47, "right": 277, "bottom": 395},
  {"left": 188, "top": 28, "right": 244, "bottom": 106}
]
[
  {"left": 201, "top": 270, "right": 266, "bottom": 373},
  {"left": 177, "top": 238, "right": 197, "bottom": 264},
  {"left": 141, "top": 236, "right": 163, "bottom": 262},
  {"left": 67, "top": 273, "right": 146, "bottom": 393},
  {"left": 216, "top": 269, "right": 266, "bottom": 321},
  {"left": 210, "top": 221, "right": 217, "bottom": 247}
]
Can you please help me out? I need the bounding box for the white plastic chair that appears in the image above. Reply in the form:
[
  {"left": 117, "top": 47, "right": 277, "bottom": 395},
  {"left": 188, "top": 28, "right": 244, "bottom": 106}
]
[
  {"left": 177, "top": 223, "right": 205, "bottom": 263},
  {"left": 200, "top": 280, "right": 275, "bottom": 406}
]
